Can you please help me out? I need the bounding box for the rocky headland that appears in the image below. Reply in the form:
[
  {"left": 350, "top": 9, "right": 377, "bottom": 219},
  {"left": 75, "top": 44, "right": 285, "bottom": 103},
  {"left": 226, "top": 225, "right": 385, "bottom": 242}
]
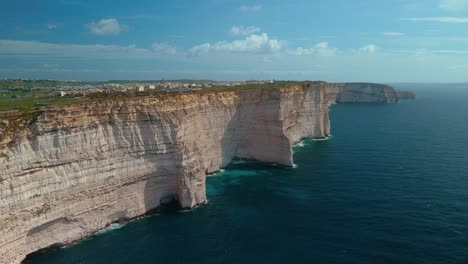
[
  {"left": 396, "top": 91, "right": 416, "bottom": 100},
  {"left": 327, "top": 82, "right": 399, "bottom": 103},
  {"left": 0, "top": 82, "right": 400, "bottom": 263}
]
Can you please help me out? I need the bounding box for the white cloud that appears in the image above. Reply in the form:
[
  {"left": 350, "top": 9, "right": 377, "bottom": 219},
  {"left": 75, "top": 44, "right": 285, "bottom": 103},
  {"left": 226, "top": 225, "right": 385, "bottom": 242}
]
[
  {"left": 288, "top": 42, "right": 337, "bottom": 56},
  {"left": 439, "top": 0, "right": 468, "bottom": 11},
  {"left": 402, "top": 17, "right": 468, "bottom": 23},
  {"left": 47, "top": 24, "right": 57, "bottom": 30},
  {"left": 359, "top": 44, "right": 378, "bottom": 54},
  {"left": 86, "top": 18, "right": 125, "bottom": 35},
  {"left": 5, "top": 39, "right": 468, "bottom": 82},
  {"left": 214, "top": 34, "right": 263, "bottom": 52},
  {"left": 240, "top": 5, "right": 262, "bottom": 11},
  {"left": 214, "top": 33, "right": 283, "bottom": 53},
  {"left": 188, "top": 43, "right": 211, "bottom": 57},
  {"left": 188, "top": 33, "right": 284, "bottom": 57},
  {"left": 383, "top": 32, "right": 404, "bottom": 36},
  {"left": 266, "top": 39, "right": 283, "bottom": 52},
  {"left": 229, "top": 26, "right": 261, "bottom": 36},
  {"left": 151, "top": 42, "right": 177, "bottom": 55}
]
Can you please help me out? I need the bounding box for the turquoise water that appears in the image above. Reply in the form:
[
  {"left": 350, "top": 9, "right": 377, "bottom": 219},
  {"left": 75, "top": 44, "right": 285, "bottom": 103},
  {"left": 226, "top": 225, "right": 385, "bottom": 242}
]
[{"left": 25, "top": 85, "right": 468, "bottom": 264}]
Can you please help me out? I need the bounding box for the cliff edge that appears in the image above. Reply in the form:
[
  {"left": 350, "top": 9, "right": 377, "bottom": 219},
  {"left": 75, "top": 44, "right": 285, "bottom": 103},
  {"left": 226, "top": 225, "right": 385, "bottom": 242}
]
[
  {"left": 0, "top": 83, "right": 330, "bottom": 263},
  {"left": 327, "top": 83, "right": 399, "bottom": 103},
  {"left": 0, "top": 81, "right": 402, "bottom": 263}
]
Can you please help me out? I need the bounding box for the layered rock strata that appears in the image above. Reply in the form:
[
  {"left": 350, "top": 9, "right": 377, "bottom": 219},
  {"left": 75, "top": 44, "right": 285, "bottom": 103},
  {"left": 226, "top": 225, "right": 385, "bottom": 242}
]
[
  {"left": 327, "top": 83, "right": 399, "bottom": 103},
  {"left": 0, "top": 83, "right": 330, "bottom": 263}
]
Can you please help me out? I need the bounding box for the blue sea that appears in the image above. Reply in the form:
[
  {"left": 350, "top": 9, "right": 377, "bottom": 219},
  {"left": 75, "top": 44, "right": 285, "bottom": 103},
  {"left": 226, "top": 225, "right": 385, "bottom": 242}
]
[{"left": 25, "top": 84, "right": 468, "bottom": 264}]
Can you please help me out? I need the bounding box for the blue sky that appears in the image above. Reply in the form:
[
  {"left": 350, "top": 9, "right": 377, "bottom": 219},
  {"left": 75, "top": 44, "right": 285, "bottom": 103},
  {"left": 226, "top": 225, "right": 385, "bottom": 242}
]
[{"left": 2, "top": 0, "right": 468, "bottom": 82}]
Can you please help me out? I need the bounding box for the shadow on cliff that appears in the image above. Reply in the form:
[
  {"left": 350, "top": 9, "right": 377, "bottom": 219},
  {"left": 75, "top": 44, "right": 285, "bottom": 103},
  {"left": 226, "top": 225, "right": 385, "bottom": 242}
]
[
  {"left": 219, "top": 89, "right": 293, "bottom": 169},
  {"left": 108, "top": 108, "right": 182, "bottom": 219},
  {"left": 142, "top": 118, "right": 182, "bottom": 214},
  {"left": 219, "top": 103, "right": 243, "bottom": 168}
]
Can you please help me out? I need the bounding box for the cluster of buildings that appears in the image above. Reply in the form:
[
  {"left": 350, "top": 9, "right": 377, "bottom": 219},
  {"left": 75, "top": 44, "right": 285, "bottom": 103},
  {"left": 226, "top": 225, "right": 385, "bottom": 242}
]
[
  {"left": 133, "top": 81, "right": 208, "bottom": 92},
  {"left": 57, "top": 81, "right": 214, "bottom": 96},
  {"left": 56, "top": 80, "right": 275, "bottom": 96},
  {"left": 1, "top": 79, "right": 277, "bottom": 99}
]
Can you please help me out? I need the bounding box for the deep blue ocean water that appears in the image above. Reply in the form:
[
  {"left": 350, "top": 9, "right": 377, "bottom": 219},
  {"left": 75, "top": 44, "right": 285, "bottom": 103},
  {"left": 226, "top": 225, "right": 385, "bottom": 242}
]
[{"left": 25, "top": 85, "right": 468, "bottom": 264}]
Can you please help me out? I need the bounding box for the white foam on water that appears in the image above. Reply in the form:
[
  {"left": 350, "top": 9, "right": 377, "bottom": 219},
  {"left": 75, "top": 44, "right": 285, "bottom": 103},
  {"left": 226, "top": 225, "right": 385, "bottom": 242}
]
[
  {"left": 209, "top": 169, "right": 226, "bottom": 177},
  {"left": 179, "top": 200, "right": 208, "bottom": 213},
  {"left": 294, "top": 136, "right": 333, "bottom": 147},
  {"left": 61, "top": 212, "right": 163, "bottom": 248},
  {"left": 311, "top": 135, "right": 333, "bottom": 141},
  {"left": 296, "top": 141, "right": 305, "bottom": 147},
  {"left": 293, "top": 164, "right": 298, "bottom": 168},
  {"left": 95, "top": 223, "right": 124, "bottom": 236},
  {"left": 231, "top": 160, "right": 247, "bottom": 164}
]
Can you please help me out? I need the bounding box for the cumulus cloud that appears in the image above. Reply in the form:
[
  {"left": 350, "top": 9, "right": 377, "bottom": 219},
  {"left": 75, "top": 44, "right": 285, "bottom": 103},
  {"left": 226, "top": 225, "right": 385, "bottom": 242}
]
[
  {"left": 229, "top": 26, "right": 261, "bottom": 36},
  {"left": 383, "top": 32, "right": 404, "bottom": 36},
  {"left": 402, "top": 17, "right": 468, "bottom": 23},
  {"left": 288, "top": 42, "right": 337, "bottom": 56},
  {"left": 439, "top": 0, "right": 468, "bottom": 11},
  {"left": 240, "top": 5, "right": 262, "bottom": 11},
  {"left": 151, "top": 42, "right": 177, "bottom": 55},
  {"left": 188, "top": 33, "right": 284, "bottom": 57},
  {"left": 359, "top": 44, "right": 378, "bottom": 54},
  {"left": 265, "top": 39, "right": 283, "bottom": 52},
  {"left": 188, "top": 43, "right": 212, "bottom": 57},
  {"left": 213, "top": 33, "right": 275, "bottom": 52},
  {"left": 86, "top": 18, "right": 125, "bottom": 35}
]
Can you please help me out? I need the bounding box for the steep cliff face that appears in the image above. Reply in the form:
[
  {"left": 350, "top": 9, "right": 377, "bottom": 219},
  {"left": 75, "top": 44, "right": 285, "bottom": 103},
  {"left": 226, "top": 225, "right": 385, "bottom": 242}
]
[
  {"left": 0, "top": 83, "right": 330, "bottom": 264},
  {"left": 327, "top": 83, "right": 398, "bottom": 103}
]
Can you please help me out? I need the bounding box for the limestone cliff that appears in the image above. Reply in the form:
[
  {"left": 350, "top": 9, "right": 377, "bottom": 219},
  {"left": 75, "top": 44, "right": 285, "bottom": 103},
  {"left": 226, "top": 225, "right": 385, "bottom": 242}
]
[
  {"left": 0, "top": 83, "right": 330, "bottom": 264},
  {"left": 396, "top": 91, "right": 416, "bottom": 100},
  {"left": 327, "top": 83, "right": 398, "bottom": 103}
]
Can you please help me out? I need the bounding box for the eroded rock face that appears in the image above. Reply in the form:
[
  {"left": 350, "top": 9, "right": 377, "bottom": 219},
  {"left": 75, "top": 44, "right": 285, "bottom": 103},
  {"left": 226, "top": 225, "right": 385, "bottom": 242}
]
[
  {"left": 0, "top": 83, "right": 330, "bottom": 264},
  {"left": 327, "top": 83, "right": 398, "bottom": 103}
]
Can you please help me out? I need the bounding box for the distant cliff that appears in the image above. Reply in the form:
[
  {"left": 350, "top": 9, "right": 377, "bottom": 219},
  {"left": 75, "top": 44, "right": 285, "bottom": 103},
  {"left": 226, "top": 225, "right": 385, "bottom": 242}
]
[
  {"left": 0, "top": 83, "right": 331, "bottom": 264},
  {"left": 327, "top": 83, "right": 399, "bottom": 103},
  {"left": 396, "top": 91, "right": 416, "bottom": 100}
]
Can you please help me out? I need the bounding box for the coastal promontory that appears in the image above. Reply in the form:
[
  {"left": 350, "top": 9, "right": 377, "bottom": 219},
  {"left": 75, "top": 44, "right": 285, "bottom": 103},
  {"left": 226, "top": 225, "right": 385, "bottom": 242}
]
[
  {"left": 327, "top": 83, "right": 399, "bottom": 103},
  {"left": 0, "top": 81, "right": 400, "bottom": 263}
]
